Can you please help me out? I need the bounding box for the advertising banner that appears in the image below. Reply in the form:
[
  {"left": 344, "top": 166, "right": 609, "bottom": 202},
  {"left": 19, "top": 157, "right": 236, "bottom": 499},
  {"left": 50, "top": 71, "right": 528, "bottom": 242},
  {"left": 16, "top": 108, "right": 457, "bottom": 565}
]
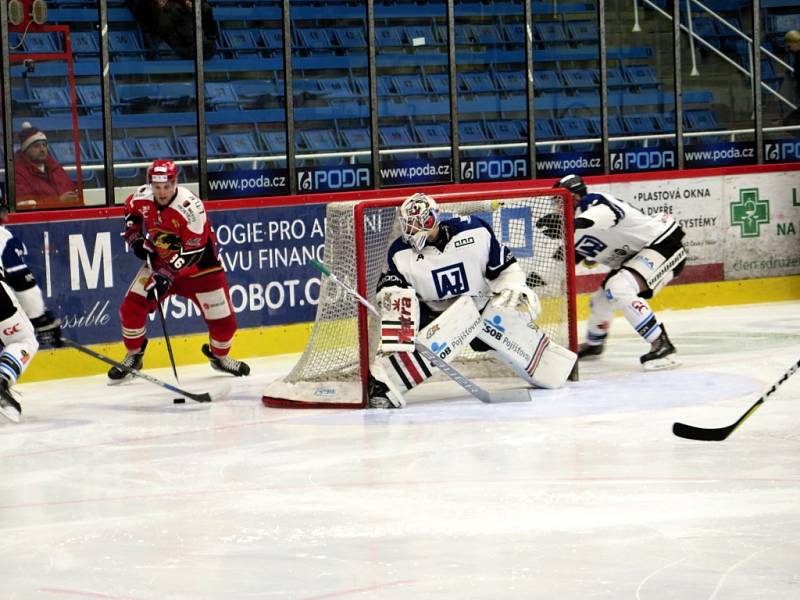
[
  {"left": 207, "top": 168, "right": 289, "bottom": 199},
  {"left": 12, "top": 203, "right": 329, "bottom": 346},
  {"left": 379, "top": 157, "right": 451, "bottom": 187},
  {"left": 534, "top": 150, "right": 604, "bottom": 179},
  {"left": 460, "top": 155, "right": 529, "bottom": 181}
]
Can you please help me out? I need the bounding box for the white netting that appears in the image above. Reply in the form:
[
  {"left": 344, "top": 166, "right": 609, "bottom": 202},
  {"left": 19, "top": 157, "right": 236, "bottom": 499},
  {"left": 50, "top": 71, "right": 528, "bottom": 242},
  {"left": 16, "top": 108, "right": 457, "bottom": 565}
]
[{"left": 263, "top": 189, "right": 574, "bottom": 408}]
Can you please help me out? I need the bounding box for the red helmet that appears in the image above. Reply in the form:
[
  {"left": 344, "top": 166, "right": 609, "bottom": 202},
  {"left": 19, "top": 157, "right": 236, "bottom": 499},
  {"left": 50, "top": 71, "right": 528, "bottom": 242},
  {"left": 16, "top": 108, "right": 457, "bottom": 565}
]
[{"left": 147, "top": 159, "right": 178, "bottom": 184}]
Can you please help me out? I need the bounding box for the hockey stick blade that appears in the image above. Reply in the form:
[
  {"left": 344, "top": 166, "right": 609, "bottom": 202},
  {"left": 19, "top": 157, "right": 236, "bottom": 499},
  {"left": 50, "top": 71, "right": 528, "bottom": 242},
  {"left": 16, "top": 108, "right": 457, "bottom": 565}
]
[
  {"left": 310, "top": 258, "right": 530, "bottom": 405},
  {"left": 673, "top": 357, "right": 800, "bottom": 441},
  {"left": 62, "top": 338, "right": 213, "bottom": 403}
]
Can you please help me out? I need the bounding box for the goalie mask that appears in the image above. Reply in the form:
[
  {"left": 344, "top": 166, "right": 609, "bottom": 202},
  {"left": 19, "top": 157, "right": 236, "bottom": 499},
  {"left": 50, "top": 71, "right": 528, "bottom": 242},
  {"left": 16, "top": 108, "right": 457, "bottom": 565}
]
[{"left": 399, "top": 193, "right": 439, "bottom": 252}]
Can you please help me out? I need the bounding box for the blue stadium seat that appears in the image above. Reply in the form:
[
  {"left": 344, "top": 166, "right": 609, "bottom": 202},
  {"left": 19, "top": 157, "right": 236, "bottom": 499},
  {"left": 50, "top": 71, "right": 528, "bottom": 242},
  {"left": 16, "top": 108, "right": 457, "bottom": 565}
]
[
  {"left": 414, "top": 123, "right": 450, "bottom": 145},
  {"left": 136, "top": 136, "right": 176, "bottom": 160},
  {"left": 77, "top": 85, "right": 105, "bottom": 113},
  {"left": 652, "top": 112, "right": 676, "bottom": 132},
  {"left": 392, "top": 74, "right": 427, "bottom": 95},
  {"left": 623, "top": 114, "right": 658, "bottom": 135},
  {"left": 405, "top": 26, "right": 436, "bottom": 46},
  {"left": 504, "top": 23, "right": 525, "bottom": 44},
  {"left": 158, "top": 82, "right": 195, "bottom": 107},
  {"left": 48, "top": 141, "right": 94, "bottom": 183},
  {"left": 379, "top": 125, "right": 416, "bottom": 147},
  {"left": 623, "top": 64, "right": 660, "bottom": 90},
  {"left": 684, "top": 108, "right": 719, "bottom": 131},
  {"left": 460, "top": 71, "right": 496, "bottom": 93},
  {"left": 459, "top": 121, "right": 487, "bottom": 143},
  {"left": 606, "top": 68, "right": 628, "bottom": 89},
  {"left": 760, "top": 59, "right": 783, "bottom": 91},
  {"left": 297, "top": 29, "right": 332, "bottom": 49},
  {"left": 332, "top": 27, "right": 366, "bottom": 48},
  {"left": 341, "top": 128, "right": 371, "bottom": 149},
  {"left": 301, "top": 129, "right": 339, "bottom": 151},
  {"left": 495, "top": 70, "right": 525, "bottom": 91},
  {"left": 533, "top": 70, "right": 564, "bottom": 93},
  {"left": 177, "top": 135, "right": 225, "bottom": 172},
  {"left": 259, "top": 30, "right": 283, "bottom": 52},
  {"left": 427, "top": 73, "right": 450, "bottom": 94},
  {"left": 232, "top": 80, "right": 283, "bottom": 106},
  {"left": 99, "top": 138, "right": 140, "bottom": 180},
  {"left": 376, "top": 26, "right": 404, "bottom": 46},
  {"left": 31, "top": 86, "right": 73, "bottom": 114},
  {"left": 23, "top": 32, "right": 60, "bottom": 53},
  {"left": 561, "top": 69, "right": 595, "bottom": 91},
  {"left": 534, "top": 22, "right": 569, "bottom": 44},
  {"left": 319, "top": 77, "right": 355, "bottom": 98},
  {"left": 566, "top": 20, "right": 598, "bottom": 43},
  {"left": 486, "top": 120, "right": 523, "bottom": 141},
  {"left": 259, "top": 130, "right": 287, "bottom": 153},
  {"left": 219, "top": 132, "right": 259, "bottom": 155},
  {"left": 472, "top": 24, "right": 503, "bottom": 45},
  {"left": 71, "top": 31, "right": 99, "bottom": 59},
  {"left": 689, "top": 17, "right": 722, "bottom": 49},
  {"left": 558, "top": 117, "right": 594, "bottom": 150},
  {"left": 108, "top": 31, "right": 142, "bottom": 60},
  {"left": 223, "top": 29, "right": 259, "bottom": 54},
  {"left": 535, "top": 118, "right": 557, "bottom": 139},
  {"left": 453, "top": 25, "right": 474, "bottom": 45},
  {"left": 205, "top": 82, "right": 239, "bottom": 109}
]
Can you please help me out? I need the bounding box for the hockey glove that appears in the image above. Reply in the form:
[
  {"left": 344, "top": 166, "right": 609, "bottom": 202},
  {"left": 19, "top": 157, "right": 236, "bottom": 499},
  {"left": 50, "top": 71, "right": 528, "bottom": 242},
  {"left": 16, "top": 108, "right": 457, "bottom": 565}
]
[
  {"left": 536, "top": 213, "right": 563, "bottom": 239},
  {"left": 491, "top": 287, "right": 541, "bottom": 322},
  {"left": 122, "top": 218, "right": 155, "bottom": 262},
  {"left": 31, "top": 310, "right": 63, "bottom": 348},
  {"left": 145, "top": 266, "right": 175, "bottom": 301}
]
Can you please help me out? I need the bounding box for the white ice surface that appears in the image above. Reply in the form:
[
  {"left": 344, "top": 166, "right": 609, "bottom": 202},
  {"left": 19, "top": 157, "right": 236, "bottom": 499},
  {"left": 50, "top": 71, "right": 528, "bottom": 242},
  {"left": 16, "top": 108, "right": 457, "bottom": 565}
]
[{"left": 2, "top": 301, "right": 800, "bottom": 600}]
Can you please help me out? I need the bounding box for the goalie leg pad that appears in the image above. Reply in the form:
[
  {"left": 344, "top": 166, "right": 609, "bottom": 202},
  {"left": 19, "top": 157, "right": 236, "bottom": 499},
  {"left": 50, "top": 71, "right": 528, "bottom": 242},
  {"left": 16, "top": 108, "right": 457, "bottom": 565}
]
[
  {"left": 371, "top": 296, "right": 483, "bottom": 404},
  {"left": 478, "top": 303, "right": 576, "bottom": 389}
]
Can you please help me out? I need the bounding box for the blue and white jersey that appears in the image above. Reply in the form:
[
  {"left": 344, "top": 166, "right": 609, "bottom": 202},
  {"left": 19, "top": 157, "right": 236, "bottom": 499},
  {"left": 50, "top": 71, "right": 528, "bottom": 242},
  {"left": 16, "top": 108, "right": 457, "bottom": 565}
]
[
  {"left": 380, "top": 216, "right": 515, "bottom": 312},
  {"left": 574, "top": 192, "right": 678, "bottom": 270},
  {"left": 0, "top": 226, "right": 35, "bottom": 292}
]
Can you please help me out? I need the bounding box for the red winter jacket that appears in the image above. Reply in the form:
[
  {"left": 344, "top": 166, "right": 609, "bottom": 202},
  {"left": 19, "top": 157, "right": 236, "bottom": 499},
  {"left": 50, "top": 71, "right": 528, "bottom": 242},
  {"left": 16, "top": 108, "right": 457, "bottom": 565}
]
[{"left": 14, "top": 150, "right": 80, "bottom": 210}]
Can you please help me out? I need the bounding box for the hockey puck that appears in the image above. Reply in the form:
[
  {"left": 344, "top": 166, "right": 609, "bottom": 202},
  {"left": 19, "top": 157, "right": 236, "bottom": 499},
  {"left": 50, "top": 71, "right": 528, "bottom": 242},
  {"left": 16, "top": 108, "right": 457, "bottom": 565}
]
[{"left": 173, "top": 398, "right": 186, "bottom": 404}]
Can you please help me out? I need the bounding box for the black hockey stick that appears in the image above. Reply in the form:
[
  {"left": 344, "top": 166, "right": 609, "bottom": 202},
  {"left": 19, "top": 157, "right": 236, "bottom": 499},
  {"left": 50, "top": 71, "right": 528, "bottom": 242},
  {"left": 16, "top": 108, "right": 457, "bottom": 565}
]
[
  {"left": 673, "top": 357, "right": 800, "bottom": 441},
  {"left": 61, "top": 338, "right": 212, "bottom": 403},
  {"left": 311, "top": 259, "right": 530, "bottom": 404}
]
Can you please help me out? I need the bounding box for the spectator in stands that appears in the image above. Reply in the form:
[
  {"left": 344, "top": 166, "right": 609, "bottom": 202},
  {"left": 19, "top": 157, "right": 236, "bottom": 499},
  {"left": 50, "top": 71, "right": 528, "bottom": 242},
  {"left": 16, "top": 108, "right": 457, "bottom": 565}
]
[
  {"left": 126, "top": 0, "right": 219, "bottom": 60},
  {"left": 13, "top": 122, "right": 80, "bottom": 211},
  {"left": 783, "top": 30, "right": 800, "bottom": 127}
]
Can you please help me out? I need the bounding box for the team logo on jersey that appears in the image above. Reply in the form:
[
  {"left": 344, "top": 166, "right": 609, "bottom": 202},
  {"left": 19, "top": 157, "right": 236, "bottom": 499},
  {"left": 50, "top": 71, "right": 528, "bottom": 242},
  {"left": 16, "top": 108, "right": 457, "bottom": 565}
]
[
  {"left": 432, "top": 264, "right": 469, "bottom": 297},
  {"left": 454, "top": 236, "right": 475, "bottom": 248},
  {"left": 575, "top": 235, "right": 607, "bottom": 259}
]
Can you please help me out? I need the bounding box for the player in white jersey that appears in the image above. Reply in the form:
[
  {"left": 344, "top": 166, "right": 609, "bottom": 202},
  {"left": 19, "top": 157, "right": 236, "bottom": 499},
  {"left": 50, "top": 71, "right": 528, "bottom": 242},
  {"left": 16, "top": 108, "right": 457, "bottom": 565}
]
[
  {"left": 553, "top": 174, "right": 687, "bottom": 370},
  {"left": 368, "top": 192, "right": 576, "bottom": 408},
  {"left": 0, "top": 207, "right": 63, "bottom": 422}
]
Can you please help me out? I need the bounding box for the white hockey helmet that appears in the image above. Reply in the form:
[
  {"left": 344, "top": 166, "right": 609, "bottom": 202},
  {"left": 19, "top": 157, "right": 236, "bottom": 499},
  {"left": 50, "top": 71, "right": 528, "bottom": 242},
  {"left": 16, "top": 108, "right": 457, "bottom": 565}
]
[{"left": 399, "top": 192, "right": 439, "bottom": 252}]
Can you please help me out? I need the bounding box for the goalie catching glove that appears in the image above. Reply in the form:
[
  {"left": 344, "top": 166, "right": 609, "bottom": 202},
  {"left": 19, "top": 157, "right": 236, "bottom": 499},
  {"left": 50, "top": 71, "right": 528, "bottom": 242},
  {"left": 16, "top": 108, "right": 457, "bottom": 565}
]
[{"left": 378, "top": 286, "right": 419, "bottom": 353}]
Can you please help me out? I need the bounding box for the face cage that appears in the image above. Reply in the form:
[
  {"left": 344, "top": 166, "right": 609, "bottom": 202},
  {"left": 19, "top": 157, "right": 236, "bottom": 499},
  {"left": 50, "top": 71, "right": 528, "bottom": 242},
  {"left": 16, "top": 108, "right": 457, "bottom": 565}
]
[{"left": 400, "top": 210, "right": 436, "bottom": 249}]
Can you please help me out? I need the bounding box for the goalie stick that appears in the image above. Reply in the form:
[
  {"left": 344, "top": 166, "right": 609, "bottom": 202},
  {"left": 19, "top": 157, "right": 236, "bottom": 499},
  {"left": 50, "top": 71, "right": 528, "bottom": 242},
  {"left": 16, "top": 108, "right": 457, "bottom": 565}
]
[
  {"left": 310, "top": 259, "right": 530, "bottom": 405},
  {"left": 61, "top": 338, "right": 214, "bottom": 403},
  {"left": 673, "top": 356, "right": 800, "bottom": 441}
]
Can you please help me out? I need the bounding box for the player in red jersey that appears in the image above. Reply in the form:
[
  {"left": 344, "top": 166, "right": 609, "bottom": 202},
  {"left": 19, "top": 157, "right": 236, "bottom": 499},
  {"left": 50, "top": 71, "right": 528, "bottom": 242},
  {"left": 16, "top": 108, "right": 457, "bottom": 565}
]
[{"left": 108, "top": 160, "right": 250, "bottom": 383}]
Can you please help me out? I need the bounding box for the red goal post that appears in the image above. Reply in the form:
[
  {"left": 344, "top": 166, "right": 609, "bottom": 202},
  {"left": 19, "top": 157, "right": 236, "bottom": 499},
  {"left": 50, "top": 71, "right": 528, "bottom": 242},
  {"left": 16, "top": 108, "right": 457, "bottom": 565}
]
[{"left": 263, "top": 185, "right": 577, "bottom": 409}]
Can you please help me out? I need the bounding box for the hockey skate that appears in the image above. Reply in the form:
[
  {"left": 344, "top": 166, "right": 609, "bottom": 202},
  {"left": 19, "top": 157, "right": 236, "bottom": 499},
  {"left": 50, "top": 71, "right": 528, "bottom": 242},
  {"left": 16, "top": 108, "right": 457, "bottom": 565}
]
[
  {"left": 0, "top": 376, "right": 21, "bottom": 423},
  {"left": 640, "top": 327, "right": 680, "bottom": 371},
  {"left": 201, "top": 344, "right": 250, "bottom": 376},
  {"left": 107, "top": 339, "right": 148, "bottom": 385},
  {"left": 577, "top": 342, "right": 605, "bottom": 359},
  {"left": 367, "top": 374, "right": 402, "bottom": 409}
]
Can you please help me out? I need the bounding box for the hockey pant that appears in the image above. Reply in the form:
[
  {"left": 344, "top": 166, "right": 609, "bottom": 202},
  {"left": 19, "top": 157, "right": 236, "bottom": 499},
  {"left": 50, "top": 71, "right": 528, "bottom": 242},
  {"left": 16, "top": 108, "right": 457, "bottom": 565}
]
[
  {"left": 586, "top": 230, "right": 686, "bottom": 346},
  {"left": 119, "top": 265, "right": 237, "bottom": 357},
  {"left": 0, "top": 281, "right": 38, "bottom": 385}
]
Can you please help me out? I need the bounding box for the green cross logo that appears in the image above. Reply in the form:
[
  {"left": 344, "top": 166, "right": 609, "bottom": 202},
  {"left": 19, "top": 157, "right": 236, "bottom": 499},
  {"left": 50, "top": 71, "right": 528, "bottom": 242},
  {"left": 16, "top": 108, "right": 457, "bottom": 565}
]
[{"left": 730, "top": 188, "right": 769, "bottom": 238}]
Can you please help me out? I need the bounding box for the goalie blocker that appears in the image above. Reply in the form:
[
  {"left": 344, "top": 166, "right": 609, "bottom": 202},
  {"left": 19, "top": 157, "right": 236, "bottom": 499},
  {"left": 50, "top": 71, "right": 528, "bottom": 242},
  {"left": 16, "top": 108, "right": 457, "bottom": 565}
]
[{"left": 370, "top": 293, "right": 576, "bottom": 408}]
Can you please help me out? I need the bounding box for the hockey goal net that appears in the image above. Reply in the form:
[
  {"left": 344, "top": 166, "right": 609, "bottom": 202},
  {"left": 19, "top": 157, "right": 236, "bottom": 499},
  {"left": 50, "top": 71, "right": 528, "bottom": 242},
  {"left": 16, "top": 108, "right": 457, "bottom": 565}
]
[{"left": 262, "top": 186, "right": 576, "bottom": 408}]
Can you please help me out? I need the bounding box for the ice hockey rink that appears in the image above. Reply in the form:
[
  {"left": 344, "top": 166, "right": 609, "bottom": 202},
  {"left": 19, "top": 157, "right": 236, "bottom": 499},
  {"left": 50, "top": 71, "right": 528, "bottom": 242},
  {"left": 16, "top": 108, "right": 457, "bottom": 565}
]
[{"left": 1, "top": 300, "right": 799, "bottom": 600}]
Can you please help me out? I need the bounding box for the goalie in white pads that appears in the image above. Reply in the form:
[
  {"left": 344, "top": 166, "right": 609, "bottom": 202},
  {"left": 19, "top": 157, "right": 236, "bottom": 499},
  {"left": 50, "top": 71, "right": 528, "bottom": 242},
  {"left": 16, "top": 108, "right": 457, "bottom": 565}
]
[
  {"left": 552, "top": 174, "right": 687, "bottom": 370},
  {"left": 368, "top": 192, "right": 577, "bottom": 409}
]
